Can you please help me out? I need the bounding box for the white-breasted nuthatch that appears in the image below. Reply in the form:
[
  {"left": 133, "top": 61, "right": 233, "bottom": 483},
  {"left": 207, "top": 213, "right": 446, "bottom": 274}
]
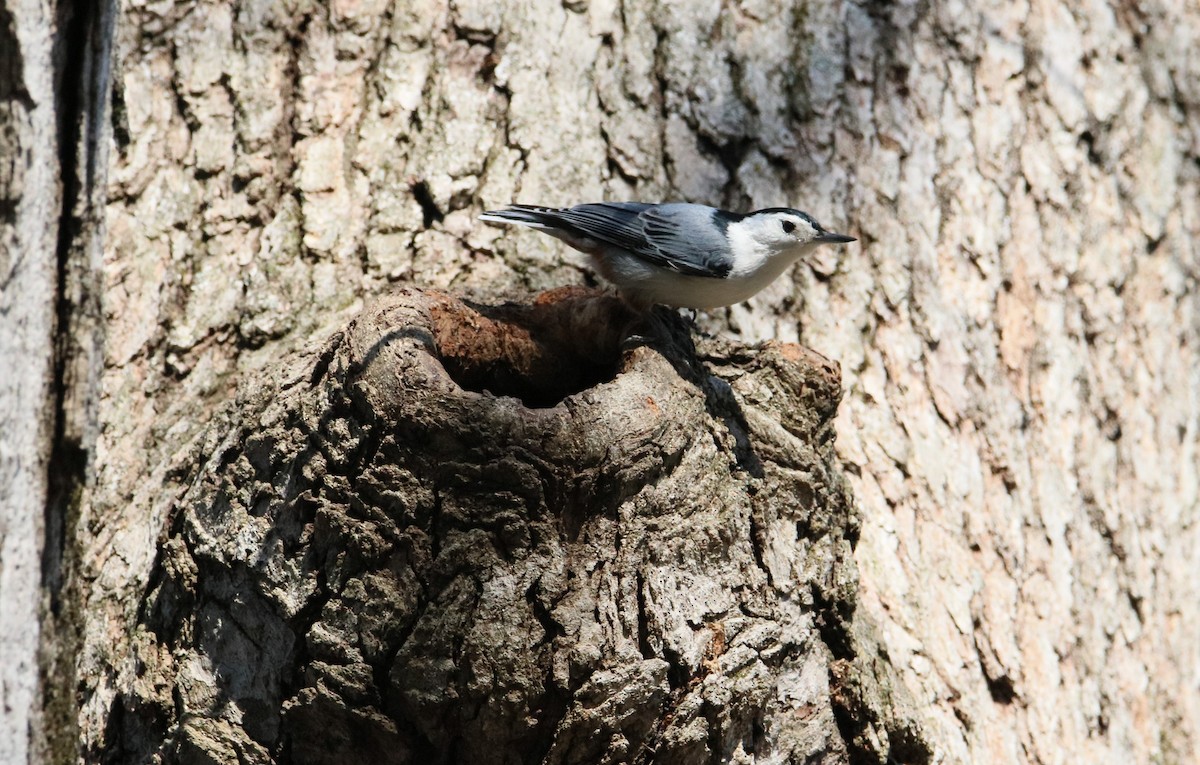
[{"left": 480, "top": 202, "right": 855, "bottom": 310}]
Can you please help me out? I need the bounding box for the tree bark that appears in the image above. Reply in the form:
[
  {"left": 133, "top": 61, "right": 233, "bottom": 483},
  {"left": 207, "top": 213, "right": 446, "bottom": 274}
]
[
  {"left": 0, "top": 2, "right": 58, "bottom": 761},
  {"left": 1, "top": 0, "right": 114, "bottom": 761},
  {"left": 88, "top": 287, "right": 925, "bottom": 763},
  {"left": 8, "top": 0, "right": 1197, "bottom": 763}
]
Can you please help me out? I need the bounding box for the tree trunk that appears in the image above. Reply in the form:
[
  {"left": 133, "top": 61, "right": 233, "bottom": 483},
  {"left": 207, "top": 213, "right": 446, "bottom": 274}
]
[
  {"left": 0, "top": 3, "right": 58, "bottom": 761},
  {"left": 6, "top": 0, "right": 1197, "bottom": 763},
  {"left": 1, "top": 0, "right": 114, "bottom": 761}
]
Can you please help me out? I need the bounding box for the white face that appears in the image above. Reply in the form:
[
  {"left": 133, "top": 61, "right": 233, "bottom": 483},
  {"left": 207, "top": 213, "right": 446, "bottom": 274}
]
[
  {"left": 724, "top": 209, "right": 854, "bottom": 278},
  {"left": 765, "top": 212, "right": 820, "bottom": 246},
  {"left": 748, "top": 211, "right": 821, "bottom": 251}
]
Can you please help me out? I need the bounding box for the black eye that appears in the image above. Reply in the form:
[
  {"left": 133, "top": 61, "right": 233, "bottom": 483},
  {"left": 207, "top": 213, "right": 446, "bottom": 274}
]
[{"left": 781, "top": 220, "right": 796, "bottom": 234}]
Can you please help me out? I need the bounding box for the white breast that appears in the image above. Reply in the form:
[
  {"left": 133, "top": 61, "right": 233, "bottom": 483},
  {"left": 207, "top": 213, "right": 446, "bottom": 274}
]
[{"left": 595, "top": 244, "right": 813, "bottom": 309}]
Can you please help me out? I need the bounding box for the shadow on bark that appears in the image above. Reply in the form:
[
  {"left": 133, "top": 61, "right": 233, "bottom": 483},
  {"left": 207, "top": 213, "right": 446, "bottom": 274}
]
[{"left": 98, "top": 287, "right": 929, "bottom": 765}]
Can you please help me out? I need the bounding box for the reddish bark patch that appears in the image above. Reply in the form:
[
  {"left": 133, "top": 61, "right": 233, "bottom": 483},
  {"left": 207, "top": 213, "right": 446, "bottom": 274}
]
[{"left": 427, "top": 288, "right": 638, "bottom": 407}]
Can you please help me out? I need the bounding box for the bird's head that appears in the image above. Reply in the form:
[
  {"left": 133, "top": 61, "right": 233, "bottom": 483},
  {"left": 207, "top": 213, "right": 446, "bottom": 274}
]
[{"left": 741, "top": 208, "right": 856, "bottom": 254}]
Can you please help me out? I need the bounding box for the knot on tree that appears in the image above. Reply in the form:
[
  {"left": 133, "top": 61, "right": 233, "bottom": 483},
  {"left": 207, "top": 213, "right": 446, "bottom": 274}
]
[{"left": 108, "top": 287, "right": 928, "bottom": 765}]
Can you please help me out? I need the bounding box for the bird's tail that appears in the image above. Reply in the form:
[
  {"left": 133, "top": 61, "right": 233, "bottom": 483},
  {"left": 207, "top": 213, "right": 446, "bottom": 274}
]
[{"left": 478, "top": 205, "right": 565, "bottom": 231}]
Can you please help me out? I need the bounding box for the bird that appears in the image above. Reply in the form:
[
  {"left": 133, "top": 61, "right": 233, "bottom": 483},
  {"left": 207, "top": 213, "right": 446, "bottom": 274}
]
[{"left": 479, "top": 202, "right": 856, "bottom": 310}]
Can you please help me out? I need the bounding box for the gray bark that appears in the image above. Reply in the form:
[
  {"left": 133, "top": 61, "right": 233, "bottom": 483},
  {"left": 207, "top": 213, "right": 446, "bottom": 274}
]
[
  {"left": 1, "top": 0, "right": 114, "bottom": 761},
  {"left": 0, "top": 2, "right": 58, "bottom": 760},
  {"left": 91, "top": 288, "right": 924, "bottom": 763},
  {"left": 7, "top": 0, "right": 1198, "bottom": 763}
]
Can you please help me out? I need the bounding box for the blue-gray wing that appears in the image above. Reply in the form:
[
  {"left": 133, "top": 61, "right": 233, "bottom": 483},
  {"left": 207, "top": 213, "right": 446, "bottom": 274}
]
[{"left": 554, "top": 203, "right": 735, "bottom": 279}]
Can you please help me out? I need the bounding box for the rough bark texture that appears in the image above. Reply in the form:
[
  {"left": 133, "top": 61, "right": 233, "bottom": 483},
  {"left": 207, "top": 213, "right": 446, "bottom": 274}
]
[
  {"left": 15, "top": 0, "right": 1195, "bottom": 763},
  {"left": 88, "top": 288, "right": 924, "bottom": 763},
  {"left": 810, "top": 4, "right": 1200, "bottom": 763}
]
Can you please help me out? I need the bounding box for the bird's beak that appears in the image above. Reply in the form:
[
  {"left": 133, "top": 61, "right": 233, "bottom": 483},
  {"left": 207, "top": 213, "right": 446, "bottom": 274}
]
[{"left": 815, "top": 231, "right": 856, "bottom": 244}]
